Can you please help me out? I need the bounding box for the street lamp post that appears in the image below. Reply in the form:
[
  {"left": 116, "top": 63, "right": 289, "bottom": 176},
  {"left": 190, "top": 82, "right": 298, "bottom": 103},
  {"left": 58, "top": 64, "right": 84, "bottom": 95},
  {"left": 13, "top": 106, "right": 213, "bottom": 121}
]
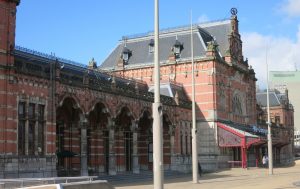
[
  {"left": 266, "top": 48, "right": 273, "bottom": 175},
  {"left": 153, "top": 0, "right": 164, "bottom": 188},
  {"left": 191, "top": 11, "right": 199, "bottom": 184}
]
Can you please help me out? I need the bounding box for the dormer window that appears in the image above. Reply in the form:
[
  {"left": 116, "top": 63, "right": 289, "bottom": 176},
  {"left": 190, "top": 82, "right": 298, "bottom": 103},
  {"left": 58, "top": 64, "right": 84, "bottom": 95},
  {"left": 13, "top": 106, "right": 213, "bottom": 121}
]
[
  {"left": 173, "top": 37, "right": 183, "bottom": 58},
  {"left": 149, "top": 39, "right": 154, "bottom": 53},
  {"left": 122, "top": 47, "right": 132, "bottom": 64},
  {"left": 123, "top": 52, "right": 128, "bottom": 61}
]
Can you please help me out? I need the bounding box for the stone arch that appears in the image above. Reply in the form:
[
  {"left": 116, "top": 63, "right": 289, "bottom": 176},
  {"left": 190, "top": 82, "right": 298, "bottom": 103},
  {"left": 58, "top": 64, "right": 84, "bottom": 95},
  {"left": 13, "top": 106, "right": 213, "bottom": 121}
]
[
  {"left": 87, "top": 100, "right": 111, "bottom": 116},
  {"left": 138, "top": 107, "right": 152, "bottom": 120},
  {"left": 86, "top": 101, "right": 111, "bottom": 175},
  {"left": 114, "top": 106, "right": 135, "bottom": 172},
  {"left": 56, "top": 97, "right": 83, "bottom": 176},
  {"left": 88, "top": 102, "right": 111, "bottom": 129},
  {"left": 57, "top": 94, "right": 83, "bottom": 113},
  {"left": 115, "top": 106, "right": 135, "bottom": 130},
  {"left": 138, "top": 109, "right": 153, "bottom": 171}
]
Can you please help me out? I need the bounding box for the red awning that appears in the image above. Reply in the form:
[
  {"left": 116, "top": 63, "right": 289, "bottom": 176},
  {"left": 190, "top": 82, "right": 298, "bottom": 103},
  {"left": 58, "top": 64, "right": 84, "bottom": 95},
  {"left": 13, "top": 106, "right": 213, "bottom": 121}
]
[{"left": 217, "top": 122, "right": 265, "bottom": 148}]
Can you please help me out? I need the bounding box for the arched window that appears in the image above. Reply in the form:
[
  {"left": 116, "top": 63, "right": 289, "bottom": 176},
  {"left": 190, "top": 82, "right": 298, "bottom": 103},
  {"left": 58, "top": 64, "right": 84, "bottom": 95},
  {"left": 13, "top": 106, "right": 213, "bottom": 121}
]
[
  {"left": 219, "top": 84, "right": 226, "bottom": 111},
  {"left": 232, "top": 94, "right": 243, "bottom": 115},
  {"left": 18, "top": 101, "right": 45, "bottom": 155}
]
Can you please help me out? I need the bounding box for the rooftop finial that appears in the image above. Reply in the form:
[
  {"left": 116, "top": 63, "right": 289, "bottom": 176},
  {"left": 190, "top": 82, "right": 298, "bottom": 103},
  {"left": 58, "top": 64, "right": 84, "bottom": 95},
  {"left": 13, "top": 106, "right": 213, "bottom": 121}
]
[
  {"left": 231, "top": 8, "right": 238, "bottom": 16},
  {"left": 123, "top": 37, "right": 128, "bottom": 47}
]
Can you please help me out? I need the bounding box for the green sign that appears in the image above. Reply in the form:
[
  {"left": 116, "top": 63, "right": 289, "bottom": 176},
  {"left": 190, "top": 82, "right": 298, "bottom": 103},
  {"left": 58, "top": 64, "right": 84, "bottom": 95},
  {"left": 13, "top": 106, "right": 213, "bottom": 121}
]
[{"left": 270, "top": 71, "right": 300, "bottom": 82}]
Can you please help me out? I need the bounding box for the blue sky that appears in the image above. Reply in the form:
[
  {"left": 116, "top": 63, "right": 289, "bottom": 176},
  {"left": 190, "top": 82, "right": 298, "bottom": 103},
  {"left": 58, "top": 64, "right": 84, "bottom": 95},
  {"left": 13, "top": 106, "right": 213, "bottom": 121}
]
[{"left": 15, "top": 0, "right": 300, "bottom": 87}]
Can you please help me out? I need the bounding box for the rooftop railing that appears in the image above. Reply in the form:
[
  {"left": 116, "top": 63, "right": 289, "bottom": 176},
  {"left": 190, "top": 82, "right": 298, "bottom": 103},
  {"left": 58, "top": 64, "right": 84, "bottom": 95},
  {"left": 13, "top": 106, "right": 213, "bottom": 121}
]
[
  {"left": 122, "top": 18, "right": 229, "bottom": 40},
  {"left": 15, "top": 45, "right": 87, "bottom": 69}
]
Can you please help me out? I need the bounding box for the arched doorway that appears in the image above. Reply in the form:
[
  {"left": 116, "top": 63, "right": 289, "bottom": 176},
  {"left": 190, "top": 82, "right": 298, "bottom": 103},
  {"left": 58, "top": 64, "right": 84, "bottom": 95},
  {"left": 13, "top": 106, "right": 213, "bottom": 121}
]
[
  {"left": 115, "top": 107, "right": 134, "bottom": 172},
  {"left": 56, "top": 97, "right": 82, "bottom": 176},
  {"left": 87, "top": 103, "right": 110, "bottom": 175},
  {"left": 138, "top": 110, "right": 153, "bottom": 170}
]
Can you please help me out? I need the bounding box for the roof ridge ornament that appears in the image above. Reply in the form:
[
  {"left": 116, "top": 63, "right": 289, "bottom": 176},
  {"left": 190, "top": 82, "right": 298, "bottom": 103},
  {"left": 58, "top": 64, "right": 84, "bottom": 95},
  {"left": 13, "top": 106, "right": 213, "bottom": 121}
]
[
  {"left": 122, "top": 37, "right": 128, "bottom": 47},
  {"left": 231, "top": 8, "right": 238, "bottom": 16}
]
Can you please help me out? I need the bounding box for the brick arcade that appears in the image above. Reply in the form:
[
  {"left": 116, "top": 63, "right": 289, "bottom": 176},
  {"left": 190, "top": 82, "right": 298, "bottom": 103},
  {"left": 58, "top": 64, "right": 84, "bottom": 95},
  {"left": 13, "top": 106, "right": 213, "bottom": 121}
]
[{"left": 0, "top": 0, "right": 294, "bottom": 178}]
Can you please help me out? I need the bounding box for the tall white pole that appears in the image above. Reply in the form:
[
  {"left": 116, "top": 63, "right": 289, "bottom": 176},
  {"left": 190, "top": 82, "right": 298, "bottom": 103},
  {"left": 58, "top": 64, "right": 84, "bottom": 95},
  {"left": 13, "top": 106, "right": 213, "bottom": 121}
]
[
  {"left": 266, "top": 47, "right": 273, "bottom": 175},
  {"left": 153, "top": 0, "right": 163, "bottom": 188},
  {"left": 191, "top": 11, "right": 199, "bottom": 184}
]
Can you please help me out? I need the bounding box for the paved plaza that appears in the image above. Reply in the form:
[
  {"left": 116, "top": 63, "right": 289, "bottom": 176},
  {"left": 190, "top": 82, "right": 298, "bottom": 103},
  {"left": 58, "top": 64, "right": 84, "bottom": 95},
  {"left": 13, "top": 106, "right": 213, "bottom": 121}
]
[{"left": 113, "top": 160, "right": 300, "bottom": 189}]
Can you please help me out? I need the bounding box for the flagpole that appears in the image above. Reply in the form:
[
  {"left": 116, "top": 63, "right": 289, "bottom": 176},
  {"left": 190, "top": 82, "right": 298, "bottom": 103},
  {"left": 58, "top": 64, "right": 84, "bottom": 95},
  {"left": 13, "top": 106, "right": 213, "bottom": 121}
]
[
  {"left": 191, "top": 10, "right": 199, "bottom": 184},
  {"left": 153, "top": 0, "right": 164, "bottom": 188},
  {"left": 266, "top": 46, "right": 273, "bottom": 175}
]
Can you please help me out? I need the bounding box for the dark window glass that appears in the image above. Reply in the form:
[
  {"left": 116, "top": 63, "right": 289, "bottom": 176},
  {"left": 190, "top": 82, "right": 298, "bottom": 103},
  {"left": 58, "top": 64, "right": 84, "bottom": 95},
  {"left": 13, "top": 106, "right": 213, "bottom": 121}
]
[
  {"left": 28, "top": 121, "right": 35, "bottom": 155},
  {"left": 185, "top": 135, "right": 188, "bottom": 155},
  {"left": 180, "top": 134, "right": 183, "bottom": 154},
  {"left": 18, "top": 102, "right": 26, "bottom": 118},
  {"left": 18, "top": 121, "right": 25, "bottom": 155},
  {"left": 37, "top": 122, "right": 44, "bottom": 155},
  {"left": 38, "top": 105, "right": 44, "bottom": 121},
  {"left": 18, "top": 102, "right": 26, "bottom": 155},
  {"left": 28, "top": 103, "right": 35, "bottom": 119},
  {"left": 37, "top": 105, "right": 45, "bottom": 155}
]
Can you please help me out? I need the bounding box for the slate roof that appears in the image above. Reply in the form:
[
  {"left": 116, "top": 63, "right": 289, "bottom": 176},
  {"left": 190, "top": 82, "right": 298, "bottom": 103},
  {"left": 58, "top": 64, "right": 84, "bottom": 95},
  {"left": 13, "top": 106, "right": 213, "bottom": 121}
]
[
  {"left": 256, "top": 92, "right": 282, "bottom": 107},
  {"left": 100, "top": 19, "right": 232, "bottom": 69},
  {"left": 148, "top": 82, "right": 189, "bottom": 100},
  {"left": 14, "top": 46, "right": 192, "bottom": 109}
]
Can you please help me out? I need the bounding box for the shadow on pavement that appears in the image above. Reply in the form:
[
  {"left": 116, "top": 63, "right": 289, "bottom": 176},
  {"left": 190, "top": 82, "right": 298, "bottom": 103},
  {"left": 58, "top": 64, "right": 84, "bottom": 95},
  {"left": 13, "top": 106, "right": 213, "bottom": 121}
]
[{"left": 111, "top": 173, "right": 234, "bottom": 187}]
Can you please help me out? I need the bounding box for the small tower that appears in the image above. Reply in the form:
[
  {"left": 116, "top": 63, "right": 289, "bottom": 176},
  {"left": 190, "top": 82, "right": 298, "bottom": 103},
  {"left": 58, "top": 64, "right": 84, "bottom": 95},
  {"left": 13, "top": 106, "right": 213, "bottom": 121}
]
[
  {"left": 226, "top": 8, "right": 244, "bottom": 65},
  {"left": 0, "top": 0, "right": 20, "bottom": 66},
  {"left": 0, "top": 0, "right": 20, "bottom": 158},
  {"left": 88, "top": 58, "right": 97, "bottom": 69}
]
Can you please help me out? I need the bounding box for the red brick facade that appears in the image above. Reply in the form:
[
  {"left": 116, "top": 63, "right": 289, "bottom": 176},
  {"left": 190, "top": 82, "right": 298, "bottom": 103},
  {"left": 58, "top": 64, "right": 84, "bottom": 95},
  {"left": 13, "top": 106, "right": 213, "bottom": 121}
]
[
  {"left": 111, "top": 16, "right": 257, "bottom": 126},
  {"left": 0, "top": 0, "right": 18, "bottom": 154},
  {"left": 0, "top": 1, "right": 294, "bottom": 178},
  {"left": 0, "top": 0, "right": 195, "bottom": 177}
]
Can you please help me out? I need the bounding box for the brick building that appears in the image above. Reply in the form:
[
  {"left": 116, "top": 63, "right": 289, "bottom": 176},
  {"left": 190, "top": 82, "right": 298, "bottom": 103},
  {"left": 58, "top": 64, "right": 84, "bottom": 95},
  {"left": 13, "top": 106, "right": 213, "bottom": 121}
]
[
  {"left": 256, "top": 90, "right": 294, "bottom": 164},
  {"left": 0, "top": 0, "right": 294, "bottom": 178},
  {"left": 269, "top": 71, "right": 300, "bottom": 147},
  {"left": 0, "top": 0, "right": 193, "bottom": 177},
  {"left": 101, "top": 9, "right": 259, "bottom": 169}
]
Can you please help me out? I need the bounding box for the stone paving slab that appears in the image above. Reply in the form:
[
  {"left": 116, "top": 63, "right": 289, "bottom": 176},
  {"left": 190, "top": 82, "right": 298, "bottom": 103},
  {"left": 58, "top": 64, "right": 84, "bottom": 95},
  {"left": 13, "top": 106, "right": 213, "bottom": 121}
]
[{"left": 114, "top": 160, "right": 300, "bottom": 189}]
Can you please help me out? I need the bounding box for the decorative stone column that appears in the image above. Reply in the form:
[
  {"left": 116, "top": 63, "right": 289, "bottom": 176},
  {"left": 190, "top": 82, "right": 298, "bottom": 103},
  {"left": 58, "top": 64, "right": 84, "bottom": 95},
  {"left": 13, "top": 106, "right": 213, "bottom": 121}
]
[
  {"left": 131, "top": 120, "right": 140, "bottom": 174},
  {"left": 108, "top": 118, "right": 116, "bottom": 175},
  {"left": 80, "top": 114, "right": 88, "bottom": 176}
]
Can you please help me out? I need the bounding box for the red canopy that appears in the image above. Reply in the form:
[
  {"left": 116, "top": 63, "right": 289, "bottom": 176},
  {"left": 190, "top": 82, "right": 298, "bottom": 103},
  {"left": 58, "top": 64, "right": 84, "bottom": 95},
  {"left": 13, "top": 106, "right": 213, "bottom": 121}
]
[{"left": 217, "top": 122, "right": 265, "bottom": 148}]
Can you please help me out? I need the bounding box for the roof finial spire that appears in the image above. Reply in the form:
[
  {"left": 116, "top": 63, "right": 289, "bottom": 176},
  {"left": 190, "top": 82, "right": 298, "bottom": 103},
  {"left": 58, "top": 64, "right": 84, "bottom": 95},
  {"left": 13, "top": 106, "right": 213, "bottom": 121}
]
[
  {"left": 123, "top": 37, "right": 128, "bottom": 47},
  {"left": 230, "top": 8, "right": 238, "bottom": 16}
]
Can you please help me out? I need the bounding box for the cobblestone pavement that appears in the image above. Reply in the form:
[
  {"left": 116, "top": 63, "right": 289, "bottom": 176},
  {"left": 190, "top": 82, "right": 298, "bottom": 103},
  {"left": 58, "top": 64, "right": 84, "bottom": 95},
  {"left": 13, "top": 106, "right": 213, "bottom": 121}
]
[{"left": 114, "top": 160, "right": 300, "bottom": 189}]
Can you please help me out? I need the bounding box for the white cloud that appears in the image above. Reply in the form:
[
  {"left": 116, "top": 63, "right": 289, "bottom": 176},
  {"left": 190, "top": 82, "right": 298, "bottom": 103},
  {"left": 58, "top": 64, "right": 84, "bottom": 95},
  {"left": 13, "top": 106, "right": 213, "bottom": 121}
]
[
  {"left": 280, "top": 0, "right": 300, "bottom": 17},
  {"left": 197, "top": 14, "right": 209, "bottom": 23},
  {"left": 242, "top": 25, "right": 300, "bottom": 89}
]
